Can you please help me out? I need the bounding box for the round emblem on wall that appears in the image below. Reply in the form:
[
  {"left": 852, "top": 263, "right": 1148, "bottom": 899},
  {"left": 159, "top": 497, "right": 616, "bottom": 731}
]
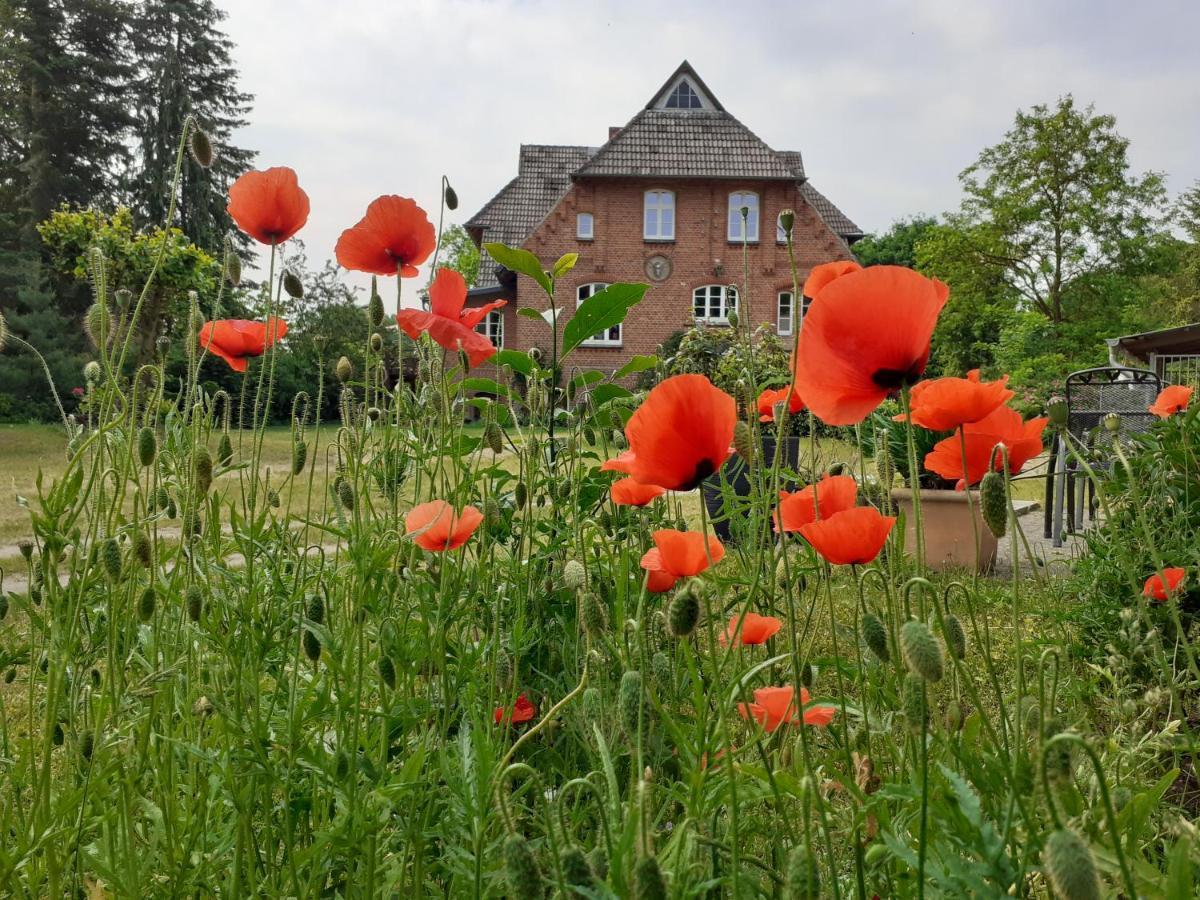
[{"left": 644, "top": 254, "right": 672, "bottom": 282}]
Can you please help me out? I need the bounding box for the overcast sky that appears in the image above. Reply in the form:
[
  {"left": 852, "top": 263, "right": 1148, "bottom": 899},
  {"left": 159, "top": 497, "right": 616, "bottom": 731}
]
[{"left": 219, "top": 0, "right": 1200, "bottom": 304}]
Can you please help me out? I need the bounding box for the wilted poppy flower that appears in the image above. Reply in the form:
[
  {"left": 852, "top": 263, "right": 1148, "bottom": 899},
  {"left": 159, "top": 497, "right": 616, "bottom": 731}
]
[
  {"left": 199, "top": 318, "right": 288, "bottom": 372},
  {"left": 794, "top": 266, "right": 949, "bottom": 425},
  {"left": 720, "top": 611, "right": 783, "bottom": 646},
  {"left": 335, "top": 194, "right": 436, "bottom": 277},
  {"left": 624, "top": 374, "right": 736, "bottom": 491},
  {"left": 396, "top": 268, "right": 507, "bottom": 367},
  {"left": 799, "top": 507, "right": 895, "bottom": 566},
  {"left": 227, "top": 167, "right": 309, "bottom": 245},
  {"left": 610, "top": 477, "right": 667, "bottom": 506},
  {"left": 924, "top": 405, "right": 1048, "bottom": 486},
  {"left": 1149, "top": 385, "right": 1192, "bottom": 418},
  {"left": 639, "top": 550, "right": 680, "bottom": 593},
  {"left": 494, "top": 694, "right": 537, "bottom": 725},
  {"left": 1143, "top": 567, "right": 1186, "bottom": 601},
  {"left": 405, "top": 500, "right": 483, "bottom": 551},
  {"left": 775, "top": 475, "right": 857, "bottom": 532},
  {"left": 737, "top": 686, "right": 836, "bottom": 732},
  {"left": 642, "top": 529, "right": 726, "bottom": 577},
  {"left": 895, "top": 369, "right": 1014, "bottom": 432},
  {"left": 756, "top": 385, "right": 806, "bottom": 422},
  {"left": 803, "top": 260, "right": 862, "bottom": 299}
]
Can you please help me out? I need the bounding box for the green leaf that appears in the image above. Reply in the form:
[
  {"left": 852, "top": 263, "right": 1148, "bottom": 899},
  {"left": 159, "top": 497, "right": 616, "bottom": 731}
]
[
  {"left": 1166, "top": 836, "right": 1193, "bottom": 900},
  {"left": 551, "top": 252, "right": 578, "bottom": 278},
  {"left": 562, "top": 283, "right": 648, "bottom": 357},
  {"left": 615, "top": 355, "right": 658, "bottom": 379},
  {"left": 460, "top": 377, "right": 509, "bottom": 397},
  {"left": 569, "top": 371, "right": 605, "bottom": 390},
  {"left": 483, "top": 242, "right": 552, "bottom": 296},
  {"left": 494, "top": 349, "right": 534, "bottom": 376},
  {"left": 517, "top": 307, "right": 547, "bottom": 321},
  {"left": 589, "top": 384, "right": 633, "bottom": 407}
]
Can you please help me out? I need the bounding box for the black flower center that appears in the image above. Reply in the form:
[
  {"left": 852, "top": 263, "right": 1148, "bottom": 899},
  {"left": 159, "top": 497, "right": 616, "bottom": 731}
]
[
  {"left": 682, "top": 458, "right": 717, "bottom": 492},
  {"left": 872, "top": 363, "right": 925, "bottom": 391}
]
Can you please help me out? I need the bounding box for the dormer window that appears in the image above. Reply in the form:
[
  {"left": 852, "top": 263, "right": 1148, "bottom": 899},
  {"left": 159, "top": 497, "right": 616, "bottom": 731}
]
[{"left": 665, "top": 80, "right": 702, "bottom": 109}]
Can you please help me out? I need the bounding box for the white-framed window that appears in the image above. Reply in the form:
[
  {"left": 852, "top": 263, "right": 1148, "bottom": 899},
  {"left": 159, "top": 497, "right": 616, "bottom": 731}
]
[
  {"left": 577, "top": 282, "right": 621, "bottom": 347},
  {"left": 665, "top": 80, "right": 702, "bottom": 109},
  {"left": 776, "top": 212, "right": 790, "bottom": 244},
  {"left": 644, "top": 190, "right": 675, "bottom": 241},
  {"left": 728, "top": 191, "right": 759, "bottom": 242},
  {"left": 777, "top": 290, "right": 794, "bottom": 336},
  {"left": 693, "top": 285, "right": 738, "bottom": 324},
  {"left": 577, "top": 212, "right": 594, "bottom": 240},
  {"left": 475, "top": 309, "right": 503, "bottom": 348}
]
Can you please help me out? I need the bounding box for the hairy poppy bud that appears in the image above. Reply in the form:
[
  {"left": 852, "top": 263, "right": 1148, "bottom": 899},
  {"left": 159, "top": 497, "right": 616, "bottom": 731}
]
[
  {"left": 562, "top": 559, "right": 586, "bottom": 591},
  {"left": 226, "top": 248, "right": 242, "bottom": 286},
  {"left": 632, "top": 855, "right": 667, "bottom": 900},
  {"left": 283, "top": 270, "right": 304, "bottom": 299},
  {"left": 1046, "top": 395, "right": 1068, "bottom": 428},
  {"left": 378, "top": 654, "right": 396, "bottom": 689},
  {"left": 862, "top": 611, "right": 889, "bottom": 662},
  {"left": 53, "top": 722, "right": 64, "bottom": 746},
  {"left": 495, "top": 648, "right": 513, "bottom": 689},
  {"left": 900, "top": 620, "right": 944, "bottom": 682},
  {"left": 366, "top": 406, "right": 381, "bottom": 422},
  {"left": 514, "top": 481, "right": 528, "bottom": 509},
  {"left": 335, "top": 476, "right": 355, "bottom": 512},
  {"left": 84, "top": 303, "right": 112, "bottom": 348},
  {"left": 370, "top": 332, "right": 383, "bottom": 353},
  {"left": 306, "top": 593, "right": 325, "bottom": 625},
  {"left": 726, "top": 309, "right": 739, "bottom": 329},
  {"left": 945, "top": 699, "right": 965, "bottom": 732},
  {"left": 292, "top": 439, "right": 307, "bottom": 475},
  {"left": 217, "top": 433, "right": 234, "bottom": 466},
  {"left": 942, "top": 614, "right": 966, "bottom": 660},
  {"left": 268, "top": 488, "right": 280, "bottom": 508},
  {"left": 83, "top": 360, "right": 101, "bottom": 382},
  {"left": 189, "top": 127, "right": 214, "bottom": 167},
  {"left": 154, "top": 485, "right": 169, "bottom": 511},
  {"left": 779, "top": 208, "right": 796, "bottom": 236},
  {"left": 503, "top": 834, "right": 542, "bottom": 896},
  {"left": 194, "top": 447, "right": 213, "bottom": 495},
  {"left": 619, "top": 670, "right": 648, "bottom": 741},
  {"left": 369, "top": 284, "right": 385, "bottom": 326},
  {"left": 336, "top": 356, "right": 353, "bottom": 384},
  {"left": 79, "top": 730, "right": 95, "bottom": 762},
  {"left": 186, "top": 585, "right": 203, "bottom": 622},
  {"left": 132, "top": 532, "right": 152, "bottom": 568},
  {"left": 138, "top": 586, "right": 157, "bottom": 622},
  {"left": 484, "top": 497, "right": 501, "bottom": 528},
  {"left": 667, "top": 587, "right": 700, "bottom": 638},
  {"left": 302, "top": 628, "right": 321, "bottom": 663},
  {"left": 484, "top": 421, "right": 503, "bottom": 454},
  {"left": 102, "top": 537, "right": 122, "bottom": 580},
  {"left": 733, "top": 420, "right": 754, "bottom": 463},
  {"left": 114, "top": 289, "right": 130, "bottom": 309},
  {"left": 444, "top": 180, "right": 459, "bottom": 211},
  {"left": 980, "top": 470, "right": 1007, "bottom": 538},
  {"left": 651, "top": 650, "right": 672, "bottom": 691},
  {"left": 559, "top": 845, "right": 594, "bottom": 888},
  {"left": 1102, "top": 412, "right": 1121, "bottom": 434},
  {"left": 1043, "top": 828, "right": 1101, "bottom": 900},
  {"left": 785, "top": 843, "right": 819, "bottom": 900},
  {"left": 902, "top": 673, "right": 927, "bottom": 733},
  {"left": 194, "top": 695, "right": 214, "bottom": 718}
]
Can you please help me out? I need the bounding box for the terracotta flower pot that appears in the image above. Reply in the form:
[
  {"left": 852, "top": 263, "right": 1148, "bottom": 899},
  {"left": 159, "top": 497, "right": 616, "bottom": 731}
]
[{"left": 890, "top": 487, "right": 997, "bottom": 573}]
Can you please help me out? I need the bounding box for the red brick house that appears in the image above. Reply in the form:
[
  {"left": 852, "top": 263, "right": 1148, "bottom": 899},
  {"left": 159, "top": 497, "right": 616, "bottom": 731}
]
[{"left": 463, "top": 61, "right": 861, "bottom": 372}]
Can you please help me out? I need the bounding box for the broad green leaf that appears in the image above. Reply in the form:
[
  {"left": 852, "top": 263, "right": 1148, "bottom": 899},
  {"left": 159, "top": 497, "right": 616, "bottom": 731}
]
[
  {"left": 517, "top": 307, "right": 547, "bottom": 322},
  {"left": 569, "top": 371, "right": 604, "bottom": 390},
  {"left": 1166, "top": 836, "right": 1193, "bottom": 900},
  {"left": 615, "top": 354, "right": 658, "bottom": 379},
  {"left": 589, "top": 384, "right": 633, "bottom": 407},
  {"left": 483, "top": 242, "right": 552, "bottom": 295},
  {"left": 551, "top": 252, "right": 578, "bottom": 278},
  {"left": 460, "top": 377, "right": 509, "bottom": 397},
  {"left": 562, "top": 283, "right": 648, "bottom": 357},
  {"left": 494, "top": 349, "right": 534, "bottom": 376}
]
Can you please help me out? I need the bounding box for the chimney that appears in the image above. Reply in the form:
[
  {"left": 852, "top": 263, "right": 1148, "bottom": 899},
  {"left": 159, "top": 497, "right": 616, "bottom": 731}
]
[{"left": 608, "top": 126, "right": 622, "bottom": 140}]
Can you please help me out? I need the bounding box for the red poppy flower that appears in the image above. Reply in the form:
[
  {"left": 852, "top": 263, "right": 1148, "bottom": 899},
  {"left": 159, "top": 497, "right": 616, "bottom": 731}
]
[
  {"left": 894, "top": 369, "right": 1015, "bottom": 432},
  {"left": 335, "top": 194, "right": 436, "bottom": 277},
  {"left": 793, "top": 266, "right": 950, "bottom": 425},
  {"left": 198, "top": 318, "right": 288, "bottom": 372},
  {"left": 1149, "top": 385, "right": 1193, "bottom": 418},
  {"left": 924, "top": 405, "right": 1048, "bottom": 486},
  {"left": 494, "top": 694, "right": 537, "bottom": 725},
  {"left": 624, "top": 374, "right": 736, "bottom": 491},
  {"left": 774, "top": 475, "right": 858, "bottom": 532},
  {"left": 641, "top": 529, "right": 726, "bottom": 577},
  {"left": 405, "top": 500, "right": 483, "bottom": 551},
  {"left": 396, "top": 268, "right": 507, "bottom": 367},
  {"left": 737, "top": 686, "right": 836, "bottom": 732},
  {"left": 799, "top": 507, "right": 895, "bottom": 566},
  {"left": 803, "top": 260, "right": 862, "bottom": 299},
  {"left": 226, "top": 167, "right": 309, "bottom": 245},
  {"left": 720, "top": 611, "right": 783, "bottom": 646},
  {"left": 611, "top": 477, "right": 667, "bottom": 507},
  {"left": 639, "top": 550, "right": 680, "bottom": 593},
  {"left": 600, "top": 451, "right": 637, "bottom": 475},
  {"left": 1143, "top": 567, "right": 1186, "bottom": 601},
  {"left": 756, "top": 385, "right": 806, "bottom": 422}
]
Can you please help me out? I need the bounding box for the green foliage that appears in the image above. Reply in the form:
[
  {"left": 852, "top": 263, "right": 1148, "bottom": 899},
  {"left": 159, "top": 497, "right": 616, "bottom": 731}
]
[{"left": 853, "top": 216, "right": 937, "bottom": 268}]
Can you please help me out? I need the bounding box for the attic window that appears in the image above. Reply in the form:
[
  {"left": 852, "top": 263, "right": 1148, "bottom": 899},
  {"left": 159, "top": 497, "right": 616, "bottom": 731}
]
[{"left": 665, "top": 80, "right": 702, "bottom": 109}]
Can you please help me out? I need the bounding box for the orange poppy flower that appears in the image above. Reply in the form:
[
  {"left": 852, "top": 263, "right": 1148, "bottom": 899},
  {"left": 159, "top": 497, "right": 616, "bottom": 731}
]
[
  {"left": 799, "top": 506, "right": 895, "bottom": 566},
  {"left": 226, "top": 167, "right": 309, "bottom": 245},
  {"left": 198, "top": 318, "right": 288, "bottom": 372},
  {"left": 639, "top": 550, "right": 680, "bottom": 593},
  {"left": 793, "top": 266, "right": 949, "bottom": 425},
  {"left": 737, "top": 686, "right": 836, "bottom": 732},
  {"left": 924, "top": 405, "right": 1048, "bottom": 486},
  {"left": 611, "top": 477, "right": 667, "bottom": 507},
  {"left": 802, "top": 260, "right": 862, "bottom": 299},
  {"left": 642, "top": 529, "right": 726, "bottom": 577},
  {"left": 405, "top": 500, "right": 483, "bottom": 551},
  {"left": 756, "top": 385, "right": 806, "bottom": 422},
  {"left": 774, "top": 474, "right": 858, "bottom": 532},
  {"left": 396, "top": 268, "right": 507, "bottom": 367},
  {"left": 720, "top": 611, "right": 783, "bottom": 646},
  {"left": 1149, "top": 385, "right": 1193, "bottom": 418},
  {"left": 624, "top": 374, "right": 736, "bottom": 491},
  {"left": 1143, "top": 567, "right": 1186, "bottom": 601},
  {"left": 894, "top": 369, "right": 1015, "bottom": 432},
  {"left": 600, "top": 451, "right": 637, "bottom": 475},
  {"left": 494, "top": 694, "right": 537, "bottom": 725},
  {"left": 335, "top": 194, "right": 436, "bottom": 277}
]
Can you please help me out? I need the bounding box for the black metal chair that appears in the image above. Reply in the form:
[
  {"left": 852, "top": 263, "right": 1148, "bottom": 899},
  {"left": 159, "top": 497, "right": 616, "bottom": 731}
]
[{"left": 1043, "top": 366, "right": 1161, "bottom": 543}]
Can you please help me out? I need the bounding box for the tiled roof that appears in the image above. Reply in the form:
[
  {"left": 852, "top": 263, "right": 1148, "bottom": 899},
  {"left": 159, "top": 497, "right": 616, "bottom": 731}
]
[
  {"left": 800, "top": 181, "right": 862, "bottom": 238},
  {"left": 466, "top": 144, "right": 596, "bottom": 290},
  {"left": 777, "top": 150, "right": 805, "bottom": 180},
  {"left": 573, "top": 108, "right": 798, "bottom": 180}
]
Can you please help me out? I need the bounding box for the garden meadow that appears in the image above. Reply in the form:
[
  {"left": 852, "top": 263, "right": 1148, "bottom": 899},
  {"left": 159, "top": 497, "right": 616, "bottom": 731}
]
[{"left": 1, "top": 116, "right": 1199, "bottom": 899}]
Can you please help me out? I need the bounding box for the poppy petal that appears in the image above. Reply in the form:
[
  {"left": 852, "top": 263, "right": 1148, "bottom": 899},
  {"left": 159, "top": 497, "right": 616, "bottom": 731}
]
[
  {"left": 625, "top": 375, "right": 736, "bottom": 491},
  {"left": 798, "top": 507, "right": 895, "bottom": 566}
]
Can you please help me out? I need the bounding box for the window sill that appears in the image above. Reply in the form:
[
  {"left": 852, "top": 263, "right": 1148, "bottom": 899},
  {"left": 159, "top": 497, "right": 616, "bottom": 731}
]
[
  {"left": 577, "top": 236, "right": 594, "bottom": 242},
  {"left": 643, "top": 237, "right": 676, "bottom": 244},
  {"left": 694, "top": 319, "right": 733, "bottom": 327},
  {"left": 581, "top": 342, "right": 623, "bottom": 349},
  {"left": 727, "top": 239, "right": 760, "bottom": 246}
]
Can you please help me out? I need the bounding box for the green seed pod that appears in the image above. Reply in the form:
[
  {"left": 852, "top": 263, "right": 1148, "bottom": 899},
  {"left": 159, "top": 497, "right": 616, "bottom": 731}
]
[
  {"left": 102, "top": 537, "right": 122, "bottom": 580},
  {"left": 18, "top": 539, "right": 34, "bottom": 561},
  {"left": 368, "top": 288, "right": 385, "bottom": 327},
  {"left": 194, "top": 447, "right": 213, "bottom": 495},
  {"left": 137, "top": 426, "right": 157, "bottom": 467},
  {"left": 733, "top": 420, "right": 754, "bottom": 464},
  {"left": 186, "top": 585, "right": 204, "bottom": 622},
  {"left": 503, "top": 833, "right": 542, "bottom": 896},
  {"left": 283, "top": 270, "right": 304, "bottom": 299},
  {"left": 945, "top": 699, "right": 965, "bottom": 733},
  {"left": 651, "top": 650, "right": 672, "bottom": 692},
  {"left": 292, "top": 439, "right": 308, "bottom": 475},
  {"left": 562, "top": 559, "right": 586, "bottom": 591},
  {"left": 827, "top": 462, "right": 847, "bottom": 477},
  {"left": 378, "top": 654, "right": 396, "bottom": 690},
  {"left": 4, "top": 668, "right": 16, "bottom": 684},
  {"left": 1102, "top": 412, "right": 1121, "bottom": 434},
  {"left": 132, "top": 532, "right": 152, "bottom": 568},
  {"left": 667, "top": 587, "right": 700, "bottom": 638},
  {"left": 306, "top": 594, "right": 325, "bottom": 625},
  {"left": 514, "top": 481, "right": 528, "bottom": 509},
  {"left": 1042, "top": 828, "right": 1101, "bottom": 900},
  {"left": 632, "top": 855, "right": 667, "bottom": 900},
  {"left": 336, "top": 356, "right": 353, "bottom": 384},
  {"left": 484, "top": 421, "right": 503, "bottom": 454},
  {"left": 559, "top": 845, "right": 594, "bottom": 888},
  {"left": 619, "top": 670, "right": 649, "bottom": 742},
  {"left": 189, "top": 127, "right": 213, "bottom": 167},
  {"left": 1046, "top": 395, "right": 1068, "bottom": 428},
  {"left": 779, "top": 208, "right": 796, "bottom": 236},
  {"left": 138, "top": 586, "right": 157, "bottom": 622},
  {"left": 370, "top": 331, "right": 384, "bottom": 353},
  {"left": 79, "top": 730, "right": 95, "bottom": 762},
  {"left": 365, "top": 406, "right": 380, "bottom": 422},
  {"left": 942, "top": 614, "right": 967, "bottom": 660},
  {"left": 902, "top": 673, "right": 927, "bottom": 733},
  {"left": 217, "top": 433, "right": 234, "bottom": 467},
  {"left": 862, "top": 612, "right": 889, "bottom": 662},
  {"left": 979, "top": 470, "right": 1007, "bottom": 538},
  {"left": 900, "top": 619, "right": 944, "bottom": 682},
  {"left": 785, "top": 843, "right": 820, "bottom": 900},
  {"left": 580, "top": 592, "right": 608, "bottom": 637},
  {"left": 302, "top": 628, "right": 321, "bottom": 663},
  {"left": 336, "top": 476, "right": 355, "bottom": 512},
  {"left": 443, "top": 181, "right": 459, "bottom": 211},
  {"left": 225, "top": 247, "right": 242, "bottom": 286}
]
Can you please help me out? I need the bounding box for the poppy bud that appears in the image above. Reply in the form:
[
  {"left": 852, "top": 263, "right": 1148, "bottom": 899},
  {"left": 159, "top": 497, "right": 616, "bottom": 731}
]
[
  {"left": 1102, "top": 412, "right": 1121, "bottom": 434},
  {"left": 370, "top": 332, "right": 383, "bottom": 353},
  {"left": 980, "top": 470, "right": 1007, "bottom": 538},
  {"left": 651, "top": 650, "right": 672, "bottom": 692},
  {"left": 514, "top": 481, "right": 528, "bottom": 509},
  {"left": 138, "top": 586, "right": 156, "bottom": 622},
  {"left": 444, "top": 181, "right": 459, "bottom": 211},
  {"left": 726, "top": 309, "right": 739, "bottom": 329},
  {"left": 619, "top": 669, "right": 649, "bottom": 741},
  {"left": 484, "top": 421, "right": 503, "bottom": 454},
  {"left": 484, "top": 497, "right": 501, "bottom": 528},
  {"left": 503, "top": 834, "right": 542, "bottom": 896},
  {"left": 186, "top": 585, "right": 204, "bottom": 622},
  {"left": 132, "top": 532, "right": 152, "bottom": 568},
  {"left": 900, "top": 619, "right": 944, "bottom": 682},
  {"left": 268, "top": 488, "right": 280, "bottom": 508},
  {"left": 225, "top": 248, "right": 242, "bottom": 287},
  {"left": 942, "top": 614, "right": 966, "bottom": 660},
  {"left": 79, "top": 730, "right": 95, "bottom": 762},
  {"left": 799, "top": 659, "right": 815, "bottom": 689},
  {"left": 84, "top": 302, "right": 112, "bottom": 348},
  {"left": 945, "top": 699, "right": 965, "bottom": 732},
  {"left": 632, "top": 855, "right": 667, "bottom": 900},
  {"left": 194, "top": 447, "right": 213, "bottom": 495},
  {"left": 302, "top": 628, "right": 321, "bottom": 663},
  {"left": 779, "top": 208, "right": 796, "bottom": 236},
  {"left": 495, "top": 648, "right": 513, "bottom": 688},
  {"left": 562, "top": 559, "right": 586, "bottom": 591},
  {"left": 182, "top": 510, "right": 200, "bottom": 539},
  {"left": 733, "top": 420, "right": 754, "bottom": 463},
  {"left": 102, "top": 537, "right": 122, "bottom": 580},
  {"left": 189, "top": 128, "right": 214, "bottom": 167},
  {"left": 580, "top": 592, "right": 608, "bottom": 637},
  {"left": 1046, "top": 395, "right": 1068, "bottom": 428},
  {"left": 902, "top": 673, "right": 927, "bottom": 733},
  {"left": 785, "top": 843, "right": 819, "bottom": 900},
  {"left": 336, "top": 356, "right": 353, "bottom": 383},
  {"left": 137, "top": 425, "right": 162, "bottom": 467},
  {"left": 292, "top": 439, "right": 308, "bottom": 475},
  {"left": 861, "top": 611, "right": 889, "bottom": 662},
  {"left": 369, "top": 282, "right": 385, "bottom": 326},
  {"left": 283, "top": 270, "right": 304, "bottom": 299},
  {"left": 559, "top": 845, "right": 594, "bottom": 889},
  {"left": 18, "top": 539, "right": 33, "bottom": 561},
  {"left": 155, "top": 485, "right": 170, "bottom": 511},
  {"left": 378, "top": 654, "right": 396, "bottom": 689},
  {"left": 53, "top": 722, "right": 64, "bottom": 746},
  {"left": 84, "top": 361, "right": 101, "bottom": 382},
  {"left": 1042, "top": 828, "right": 1101, "bottom": 900},
  {"left": 217, "top": 433, "right": 234, "bottom": 467},
  {"left": 335, "top": 477, "right": 355, "bottom": 512},
  {"left": 667, "top": 587, "right": 700, "bottom": 638}
]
